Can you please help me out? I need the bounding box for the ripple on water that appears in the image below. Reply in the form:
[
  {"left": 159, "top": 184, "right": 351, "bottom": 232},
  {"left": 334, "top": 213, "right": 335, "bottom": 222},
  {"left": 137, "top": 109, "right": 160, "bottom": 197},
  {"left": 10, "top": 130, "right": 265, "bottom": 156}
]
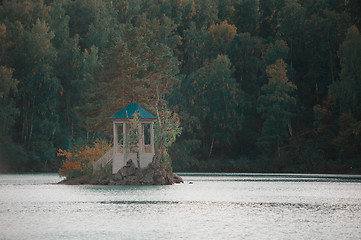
[{"left": 0, "top": 173, "right": 360, "bottom": 240}]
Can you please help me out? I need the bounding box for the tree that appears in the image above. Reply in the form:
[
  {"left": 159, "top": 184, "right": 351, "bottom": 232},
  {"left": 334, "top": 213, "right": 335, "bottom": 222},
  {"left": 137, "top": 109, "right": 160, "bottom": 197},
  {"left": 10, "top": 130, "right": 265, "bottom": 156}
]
[
  {"left": 63, "top": 0, "right": 119, "bottom": 51},
  {"left": 58, "top": 139, "right": 111, "bottom": 179},
  {"left": 276, "top": 0, "right": 306, "bottom": 77},
  {"left": 13, "top": 19, "right": 61, "bottom": 170},
  {"left": 346, "top": 0, "right": 361, "bottom": 30},
  {"left": 259, "top": 0, "right": 285, "bottom": 38},
  {"left": 328, "top": 25, "right": 361, "bottom": 163},
  {"left": 183, "top": 55, "right": 242, "bottom": 159},
  {"left": 210, "top": 20, "right": 237, "bottom": 54},
  {"left": 227, "top": 33, "right": 265, "bottom": 156},
  {"left": 135, "top": 13, "right": 181, "bottom": 50},
  {"left": 153, "top": 104, "right": 182, "bottom": 172},
  {"left": 230, "top": 33, "right": 265, "bottom": 102},
  {"left": 232, "top": 0, "right": 259, "bottom": 34},
  {"left": 47, "top": 2, "right": 86, "bottom": 146},
  {"left": 80, "top": 24, "right": 180, "bottom": 135},
  {"left": 264, "top": 39, "right": 289, "bottom": 65},
  {"left": 181, "top": 22, "right": 211, "bottom": 75},
  {"left": 329, "top": 25, "right": 361, "bottom": 117},
  {"left": 257, "top": 59, "right": 297, "bottom": 159},
  {"left": 0, "top": 23, "right": 18, "bottom": 143},
  {"left": 0, "top": 66, "right": 18, "bottom": 143}
]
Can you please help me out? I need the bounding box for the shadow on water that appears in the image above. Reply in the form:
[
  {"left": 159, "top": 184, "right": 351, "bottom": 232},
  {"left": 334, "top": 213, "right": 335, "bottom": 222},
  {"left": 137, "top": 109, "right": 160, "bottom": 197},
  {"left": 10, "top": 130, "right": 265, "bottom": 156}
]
[
  {"left": 179, "top": 172, "right": 361, "bottom": 183},
  {"left": 97, "top": 200, "right": 361, "bottom": 215}
]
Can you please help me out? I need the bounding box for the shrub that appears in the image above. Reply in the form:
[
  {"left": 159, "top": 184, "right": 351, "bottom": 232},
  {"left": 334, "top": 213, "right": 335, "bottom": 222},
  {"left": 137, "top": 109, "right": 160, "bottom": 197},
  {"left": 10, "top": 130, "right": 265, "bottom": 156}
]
[{"left": 58, "top": 139, "right": 111, "bottom": 179}]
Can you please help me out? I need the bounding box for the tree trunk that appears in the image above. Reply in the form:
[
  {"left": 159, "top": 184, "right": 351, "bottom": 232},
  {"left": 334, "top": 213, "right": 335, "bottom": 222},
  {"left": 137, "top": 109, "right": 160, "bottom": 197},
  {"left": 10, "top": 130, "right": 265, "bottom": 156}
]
[
  {"left": 29, "top": 112, "right": 34, "bottom": 142},
  {"left": 121, "top": 72, "right": 125, "bottom": 108},
  {"left": 136, "top": 151, "right": 140, "bottom": 169},
  {"left": 208, "top": 136, "right": 214, "bottom": 159},
  {"left": 288, "top": 123, "right": 293, "bottom": 137}
]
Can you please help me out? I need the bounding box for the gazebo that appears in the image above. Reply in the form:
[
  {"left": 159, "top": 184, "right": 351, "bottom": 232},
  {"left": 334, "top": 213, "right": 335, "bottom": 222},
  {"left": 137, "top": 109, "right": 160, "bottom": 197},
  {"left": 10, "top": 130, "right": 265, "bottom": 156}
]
[{"left": 93, "top": 103, "right": 156, "bottom": 174}]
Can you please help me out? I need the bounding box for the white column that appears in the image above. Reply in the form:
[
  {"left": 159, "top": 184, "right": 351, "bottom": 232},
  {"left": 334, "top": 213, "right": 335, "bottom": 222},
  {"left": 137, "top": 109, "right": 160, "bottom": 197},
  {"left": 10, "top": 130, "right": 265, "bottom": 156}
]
[
  {"left": 122, "top": 122, "right": 126, "bottom": 154},
  {"left": 150, "top": 122, "right": 154, "bottom": 154},
  {"left": 113, "top": 122, "right": 118, "bottom": 155}
]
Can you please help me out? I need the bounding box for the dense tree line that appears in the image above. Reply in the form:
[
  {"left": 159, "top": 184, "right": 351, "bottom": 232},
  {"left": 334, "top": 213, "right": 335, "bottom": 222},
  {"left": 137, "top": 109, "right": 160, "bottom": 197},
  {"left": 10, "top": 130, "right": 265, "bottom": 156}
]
[{"left": 0, "top": 0, "right": 360, "bottom": 173}]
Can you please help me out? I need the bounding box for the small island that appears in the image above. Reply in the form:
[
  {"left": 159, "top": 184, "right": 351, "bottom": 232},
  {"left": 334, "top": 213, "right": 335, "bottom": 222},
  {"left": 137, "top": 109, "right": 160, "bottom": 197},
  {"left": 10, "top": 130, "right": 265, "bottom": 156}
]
[
  {"left": 59, "top": 158, "right": 183, "bottom": 185},
  {"left": 58, "top": 103, "right": 183, "bottom": 185}
]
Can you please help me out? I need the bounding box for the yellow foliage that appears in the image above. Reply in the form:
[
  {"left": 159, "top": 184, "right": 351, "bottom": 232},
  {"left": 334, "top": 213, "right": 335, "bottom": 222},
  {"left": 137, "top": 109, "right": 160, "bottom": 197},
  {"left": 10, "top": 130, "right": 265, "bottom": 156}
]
[
  {"left": 0, "top": 24, "right": 6, "bottom": 36},
  {"left": 210, "top": 20, "right": 237, "bottom": 46},
  {"left": 58, "top": 139, "right": 111, "bottom": 178}
]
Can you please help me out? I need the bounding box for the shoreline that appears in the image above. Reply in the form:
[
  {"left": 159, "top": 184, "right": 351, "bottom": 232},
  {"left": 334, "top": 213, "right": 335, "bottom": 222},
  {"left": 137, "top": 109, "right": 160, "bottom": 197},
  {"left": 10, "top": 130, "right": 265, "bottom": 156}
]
[{"left": 58, "top": 160, "right": 183, "bottom": 186}]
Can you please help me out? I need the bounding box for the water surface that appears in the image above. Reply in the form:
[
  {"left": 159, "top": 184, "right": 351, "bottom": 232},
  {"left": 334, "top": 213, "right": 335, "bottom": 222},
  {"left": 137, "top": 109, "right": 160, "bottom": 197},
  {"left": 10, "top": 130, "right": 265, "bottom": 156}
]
[{"left": 1, "top": 173, "right": 360, "bottom": 239}]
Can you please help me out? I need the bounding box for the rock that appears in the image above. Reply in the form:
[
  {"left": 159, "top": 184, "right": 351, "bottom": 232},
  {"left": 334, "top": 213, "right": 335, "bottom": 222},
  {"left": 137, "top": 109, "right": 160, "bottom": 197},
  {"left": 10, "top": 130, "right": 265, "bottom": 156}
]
[
  {"left": 108, "top": 179, "right": 116, "bottom": 185},
  {"left": 124, "top": 175, "right": 139, "bottom": 185},
  {"left": 119, "top": 159, "right": 136, "bottom": 177},
  {"left": 113, "top": 172, "right": 123, "bottom": 181},
  {"left": 153, "top": 169, "right": 168, "bottom": 185},
  {"left": 88, "top": 176, "right": 99, "bottom": 185},
  {"left": 58, "top": 174, "right": 91, "bottom": 185},
  {"left": 170, "top": 173, "right": 184, "bottom": 184},
  {"left": 58, "top": 159, "right": 184, "bottom": 186},
  {"left": 173, "top": 173, "right": 184, "bottom": 183},
  {"left": 98, "top": 177, "right": 110, "bottom": 185},
  {"left": 139, "top": 172, "right": 154, "bottom": 185}
]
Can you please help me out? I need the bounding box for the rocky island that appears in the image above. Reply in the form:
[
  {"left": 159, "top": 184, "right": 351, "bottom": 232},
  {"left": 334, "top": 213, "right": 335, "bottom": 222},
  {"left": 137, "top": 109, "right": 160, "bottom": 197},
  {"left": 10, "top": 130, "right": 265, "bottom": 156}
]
[
  {"left": 59, "top": 159, "right": 183, "bottom": 185},
  {"left": 58, "top": 103, "right": 183, "bottom": 186}
]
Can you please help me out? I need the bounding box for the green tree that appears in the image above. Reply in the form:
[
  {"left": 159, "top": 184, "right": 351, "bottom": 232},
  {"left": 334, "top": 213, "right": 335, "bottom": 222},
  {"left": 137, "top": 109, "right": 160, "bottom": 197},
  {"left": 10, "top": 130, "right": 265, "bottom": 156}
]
[
  {"left": 332, "top": 112, "right": 359, "bottom": 163},
  {"left": 182, "top": 22, "right": 211, "bottom": 74},
  {"left": 153, "top": 105, "right": 182, "bottom": 172},
  {"left": 264, "top": 39, "right": 289, "bottom": 65},
  {"left": 257, "top": 59, "right": 297, "bottom": 159},
  {"left": 14, "top": 19, "right": 61, "bottom": 170},
  {"left": 184, "top": 55, "right": 242, "bottom": 159},
  {"left": 227, "top": 33, "right": 265, "bottom": 157},
  {"left": 47, "top": 3, "right": 85, "bottom": 147},
  {"left": 230, "top": 33, "right": 265, "bottom": 102},
  {"left": 63, "top": 0, "right": 119, "bottom": 52},
  {"left": 81, "top": 24, "right": 180, "bottom": 135},
  {"left": 328, "top": 25, "right": 361, "bottom": 163},
  {"left": 346, "top": 0, "right": 361, "bottom": 30},
  {"left": 276, "top": 0, "right": 306, "bottom": 80},
  {"left": 0, "top": 66, "right": 18, "bottom": 143},
  {"left": 0, "top": 67, "right": 25, "bottom": 173},
  {"left": 232, "top": 0, "right": 259, "bottom": 34},
  {"left": 329, "top": 25, "right": 361, "bottom": 117},
  {"left": 259, "top": 0, "right": 284, "bottom": 38}
]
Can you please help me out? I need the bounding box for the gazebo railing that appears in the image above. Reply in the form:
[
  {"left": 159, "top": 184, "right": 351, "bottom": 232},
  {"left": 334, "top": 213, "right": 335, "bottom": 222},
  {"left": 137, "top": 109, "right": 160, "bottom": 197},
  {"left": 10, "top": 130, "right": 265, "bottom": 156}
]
[
  {"left": 93, "top": 146, "right": 113, "bottom": 172},
  {"left": 117, "top": 144, "right": 152, "bottom": 153},
  {"left": 143, "top": 145, "right": 152, "bottom": 153}
]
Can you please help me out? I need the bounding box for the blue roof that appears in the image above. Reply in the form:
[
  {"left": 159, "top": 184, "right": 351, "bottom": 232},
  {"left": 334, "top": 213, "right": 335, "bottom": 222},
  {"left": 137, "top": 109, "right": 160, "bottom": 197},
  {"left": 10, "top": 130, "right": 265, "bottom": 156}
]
[{"left": 110, "top": 103, "right": 156, "bottom": 120}]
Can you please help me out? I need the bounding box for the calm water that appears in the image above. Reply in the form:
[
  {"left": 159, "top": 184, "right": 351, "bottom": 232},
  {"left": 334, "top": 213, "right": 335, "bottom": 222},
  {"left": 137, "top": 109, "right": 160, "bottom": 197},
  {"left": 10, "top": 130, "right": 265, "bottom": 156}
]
[{"left": 1, "top": 173, "right": 361, "bottom": 240}]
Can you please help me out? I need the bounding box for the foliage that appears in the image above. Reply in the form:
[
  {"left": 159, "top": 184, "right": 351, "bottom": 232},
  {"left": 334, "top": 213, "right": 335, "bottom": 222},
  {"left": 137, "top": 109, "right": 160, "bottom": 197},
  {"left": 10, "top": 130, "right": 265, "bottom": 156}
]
[
  {"left": 126, "top": 112, "right": 141, "bottom": 155},
  {"left": 0, "top": 66, "right": 18, "bottom": 143},
  {"left": 210, "top": 20, "right": 237, "bottom": 53},
  {"left": 0, "top": 0, "right": 360, "bottom": 173},
  {"left": 329, "top": 25, "right": 361, "bottom": 116},
  {"left": 176, "top": 54, "right": 242, "bottom": 161},
  {"left": 79, "top": 24, "right": 180, "bottom": 135},
  {"left": 257, "top": 59, "right": 297, "bottom": 159},
  {"left": 58, "top": 139, "right": 111, "bottom": 179},
  {"left": 154, "top": 104, "right": 182, "bottom": 172}
]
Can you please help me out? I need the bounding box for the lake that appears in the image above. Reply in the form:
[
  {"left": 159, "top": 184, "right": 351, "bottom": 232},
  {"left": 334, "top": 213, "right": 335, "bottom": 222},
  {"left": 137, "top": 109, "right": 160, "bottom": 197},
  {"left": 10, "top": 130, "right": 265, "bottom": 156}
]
[{"left": 1, "top": 173, "right": 361, "bottom": 240}]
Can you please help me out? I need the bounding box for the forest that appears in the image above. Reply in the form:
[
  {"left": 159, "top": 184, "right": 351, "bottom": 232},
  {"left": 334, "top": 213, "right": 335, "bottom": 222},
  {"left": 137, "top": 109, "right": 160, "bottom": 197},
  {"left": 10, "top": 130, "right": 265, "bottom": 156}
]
[{"left": 0, "top": 0, "right": 360, "bottom": 174}]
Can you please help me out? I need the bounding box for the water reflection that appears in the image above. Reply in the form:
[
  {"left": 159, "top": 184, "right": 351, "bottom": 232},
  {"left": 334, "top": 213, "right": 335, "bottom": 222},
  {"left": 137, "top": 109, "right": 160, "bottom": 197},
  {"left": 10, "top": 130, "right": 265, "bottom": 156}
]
[{"left": 0, "top": 173, "right": 360, "bottom": 240}]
